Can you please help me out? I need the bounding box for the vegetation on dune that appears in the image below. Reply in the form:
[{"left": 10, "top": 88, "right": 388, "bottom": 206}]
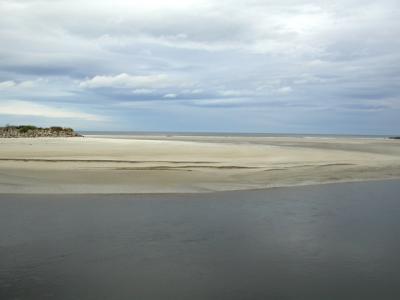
[
  {"left": 16, "top": 125, "right": 39, "bottom": 133},
  {"left": 4, "top": 125, "right": 73, "bottom": 131},
  {"left": 1, "top": 125, "right": 81, "bottom": 138},
  {"left": 50, "top": 126, "right": 63, "bottom": 131}
]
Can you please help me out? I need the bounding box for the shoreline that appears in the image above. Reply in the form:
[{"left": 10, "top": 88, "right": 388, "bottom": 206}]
[{"left": 1, "top": 178, "right": 399, "bottom": 196}]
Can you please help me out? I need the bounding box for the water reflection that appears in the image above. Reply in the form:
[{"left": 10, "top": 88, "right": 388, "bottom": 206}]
[{"left": 1, "top": 180, "right": 400, "bottom": 299}]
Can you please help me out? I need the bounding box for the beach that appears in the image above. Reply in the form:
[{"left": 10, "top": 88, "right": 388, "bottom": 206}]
[{"left": 0, "top": 135, "right": 399, "bottom": 193}]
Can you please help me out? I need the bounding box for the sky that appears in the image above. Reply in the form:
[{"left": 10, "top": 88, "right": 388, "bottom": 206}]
[{"left": 0, "top": 0, "right": 399, "bottom": 134}]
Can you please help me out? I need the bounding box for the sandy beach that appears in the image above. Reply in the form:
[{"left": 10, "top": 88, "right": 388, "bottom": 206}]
[{"left": 0, "top": 135, "right": 399, "bottom": 193}]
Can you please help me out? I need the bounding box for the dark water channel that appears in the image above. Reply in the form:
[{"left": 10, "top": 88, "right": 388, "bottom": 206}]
[{"left": 1, "top": 180, "right": 400, "bottom": 299}]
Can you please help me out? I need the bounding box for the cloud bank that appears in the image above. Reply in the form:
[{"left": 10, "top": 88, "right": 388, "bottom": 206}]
[
  {"left": 0, "top": 0, "right": 399, "bottom": 133},
  {"left": 0, "top": 100, "right": 103, "bottom": 121}
]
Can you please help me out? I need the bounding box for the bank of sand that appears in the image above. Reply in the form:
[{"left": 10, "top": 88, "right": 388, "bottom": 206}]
[{"left": 0, "top": 135, "right": 399, "bottom": 193}]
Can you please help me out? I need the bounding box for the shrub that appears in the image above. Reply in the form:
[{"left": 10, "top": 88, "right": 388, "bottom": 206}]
[
  {"left": 4, "top": 124, "right": 16, "bottom": 129},
  {"left": 17, "top": 125, "right": 37, "bottom": 133}
]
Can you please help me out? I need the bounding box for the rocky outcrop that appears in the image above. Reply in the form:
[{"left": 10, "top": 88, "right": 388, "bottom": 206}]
[{"left": 0, "top": 126, "right": 82, "bottom": 138}]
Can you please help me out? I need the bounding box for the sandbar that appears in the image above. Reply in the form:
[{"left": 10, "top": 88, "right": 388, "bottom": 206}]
[{"left": 0, "top": 135, "right": 399, "bottom": 193}]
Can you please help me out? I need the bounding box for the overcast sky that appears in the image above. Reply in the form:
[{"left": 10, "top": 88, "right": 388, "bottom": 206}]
[{"left": 0, "top": 0, "right": 399, "bottom": 134}]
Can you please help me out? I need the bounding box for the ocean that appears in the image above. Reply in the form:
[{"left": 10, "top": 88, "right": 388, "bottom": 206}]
[{"left": 79, "top": 131, "right": 392, "bottom": 139}]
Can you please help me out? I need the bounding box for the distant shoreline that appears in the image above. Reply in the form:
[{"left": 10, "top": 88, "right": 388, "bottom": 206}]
[{"left": 79, "top": 130, "right": 395, "bottom": 139}]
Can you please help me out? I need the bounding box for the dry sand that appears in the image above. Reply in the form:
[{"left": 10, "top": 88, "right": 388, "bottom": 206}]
[{"left": 0, "top": 135, "right": 399, "bottom": 193}]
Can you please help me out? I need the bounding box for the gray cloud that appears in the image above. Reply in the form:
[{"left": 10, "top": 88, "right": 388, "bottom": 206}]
[{"left": 0, "top": 0, "right": 399, "bottom": 133}]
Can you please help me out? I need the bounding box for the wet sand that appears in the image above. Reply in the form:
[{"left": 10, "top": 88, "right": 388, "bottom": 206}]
[
  {"left": 0, "top": 135, "right": 399, "bottom": 193},
  {"left": 1, "top": 180, "right": 400, "bottom": 299}
]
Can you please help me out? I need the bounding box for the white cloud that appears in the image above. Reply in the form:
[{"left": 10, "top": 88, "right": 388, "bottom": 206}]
[
  {"left": 0, "top": 81, "right": 16, "bottom": 90},
  {"left": 0, "top": 100, "right": 104, "bottom": 121},
  {"left": 80, "top": 73, "right": 188, "bottom": 89},
  {"left": 276, "top": 86, "right": 293, "bottom": 95},
  {"left": 189, "top": 89, "right": 204, "bottom": 94},
  {"left": 218, "top": 90, "right": 243, "bottom": 97},
  {"left": 0, "top": 79, "right": 44, "bottom": 91},
  {"left": 132, "top": 89, "right": 153, "bottom": 94},
  {"left": 163, "top": 93, "right": 177, "bottom": 98},
  {"left": 189, "top": 98, "right": 250, "bottom": 106}
]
